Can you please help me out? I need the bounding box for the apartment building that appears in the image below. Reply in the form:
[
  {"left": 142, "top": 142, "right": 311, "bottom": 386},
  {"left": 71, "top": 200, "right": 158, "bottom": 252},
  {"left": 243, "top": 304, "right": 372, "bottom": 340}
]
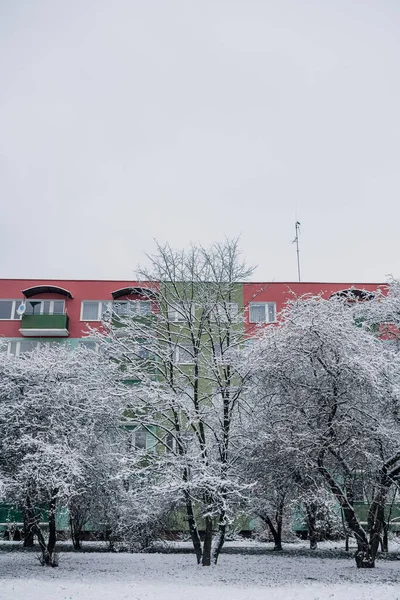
[{"left": 0, "top": 278, "right": 385, "bottom": 357}]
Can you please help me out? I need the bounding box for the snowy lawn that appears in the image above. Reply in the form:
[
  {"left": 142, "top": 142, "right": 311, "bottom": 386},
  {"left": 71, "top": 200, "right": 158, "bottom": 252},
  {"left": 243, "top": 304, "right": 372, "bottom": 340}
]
[{"left": 1, "top": 552, "right": 400, "bottom": 600}]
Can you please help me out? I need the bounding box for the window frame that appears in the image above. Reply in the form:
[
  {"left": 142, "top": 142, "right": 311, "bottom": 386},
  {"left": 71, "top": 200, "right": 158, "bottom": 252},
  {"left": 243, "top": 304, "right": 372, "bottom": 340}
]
[
  {"left": 0, "top": 299, "right": 65, "bottom": 320},
  {"left": 167, "top": 300, "right": 194, "bottom": 323},
  {"left": 6, "top": 339, "right": 59, "bottom": 356},
  {"left": 249, "top": 302, "right": 276, "bottom": 324},
  {"left": 113, "top": 300, "right": 151, "bottom": 317},
  {"left": 0, "top": 299, "right": 23, "bottom": 321},
  {"left": 129, "top": 425, "right": 157, "bottom": 453},
  {"left": 80, "top": 301, "right": 111, "bottom": 322},
  {"left": 78, "top": 339, "right": 99, "bottom": 352},
  {"left": 24, "top": 299, "right": 65, "bottom": 316},
  {"left": 210, "top": 302, "right": 239, "bottom": 323},
  {"left": 174, "top": 343, "right": 195, "bottom": 364}
]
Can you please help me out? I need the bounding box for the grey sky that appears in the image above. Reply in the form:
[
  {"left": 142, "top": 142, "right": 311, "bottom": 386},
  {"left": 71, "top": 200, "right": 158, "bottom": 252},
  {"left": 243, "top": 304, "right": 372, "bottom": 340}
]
[{"left": 1, "top": 1, "right": 399, "bottom": 282}]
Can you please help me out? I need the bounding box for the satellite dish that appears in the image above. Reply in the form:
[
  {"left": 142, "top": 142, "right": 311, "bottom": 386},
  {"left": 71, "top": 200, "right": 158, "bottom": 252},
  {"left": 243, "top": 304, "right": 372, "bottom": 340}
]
[{"left": 16, "top": 302, "right": 26, "bottom": 316}]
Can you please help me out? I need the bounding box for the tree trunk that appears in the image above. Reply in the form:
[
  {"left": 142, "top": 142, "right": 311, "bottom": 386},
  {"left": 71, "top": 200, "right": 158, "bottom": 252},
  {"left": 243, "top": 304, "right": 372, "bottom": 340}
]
[
  {"left": 212, "top": 517, "right": 226, "bottom": 564},
  {"left": 263, "top": 514, "right": 283, "bottom": 551},
  {"left": 33, "top": 520, "right": 49, "bottom": 563},
  {"left": 23, "top": 506, "right": 35, "bottom": 547},
  {"left": 185, "top": 493, "right": 202, "bottom": 564},
  {"left": 70, "top": 515, "right": 82, "bottom": 551},
  {"left": 365, "top": 479, "right": 391, "bottom": 566},
  {"left": 305, "top": 502, "right": 318, "bottom": 550},
  {"left": 34, "top": 494, "right": 58, "bottom": 567},
  {"left": 47, "top": 495, "right": 57, "bottom": 562},
  {"left": 355, "top": 542, "right": 375, "bottom": 568},
  {"left": 23, "top": 527, "right": 35, "bottom": 547},
  {"left": 318, "top": 459, "right": 375, "bottom": 567},
  {"left": 276, "top": 505, "right": 283, "bottom": 551},
  {"left": 381, "top": 526, "right": 389, "bottom": 553},
  {"left": 202, "top": 516, "right": 213, "bottom": 566}
]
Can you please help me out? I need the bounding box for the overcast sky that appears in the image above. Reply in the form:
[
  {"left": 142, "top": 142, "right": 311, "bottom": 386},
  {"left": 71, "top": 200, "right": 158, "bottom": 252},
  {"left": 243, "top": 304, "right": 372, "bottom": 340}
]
[{"left": 1, "top": 1, "right": 399, "bottom": 283}]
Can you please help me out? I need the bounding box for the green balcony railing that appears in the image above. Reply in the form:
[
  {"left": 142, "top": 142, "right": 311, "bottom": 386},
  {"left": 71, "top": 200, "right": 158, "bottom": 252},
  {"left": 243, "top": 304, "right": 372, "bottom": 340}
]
[{"left": 20, "top": 314, "right": 69, "bottom": 335}]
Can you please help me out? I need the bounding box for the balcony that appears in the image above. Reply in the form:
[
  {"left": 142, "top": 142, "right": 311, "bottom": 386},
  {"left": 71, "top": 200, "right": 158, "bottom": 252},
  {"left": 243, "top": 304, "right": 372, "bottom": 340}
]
[{"left": 19, "top": 314, "right": 69, "bottom": 337}]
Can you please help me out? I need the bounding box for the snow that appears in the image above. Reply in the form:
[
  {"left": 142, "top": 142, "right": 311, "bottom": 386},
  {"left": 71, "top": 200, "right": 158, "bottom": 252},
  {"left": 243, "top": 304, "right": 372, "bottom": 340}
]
[{"left": 1, "top": 551, "right": 400, "bottom": 600}]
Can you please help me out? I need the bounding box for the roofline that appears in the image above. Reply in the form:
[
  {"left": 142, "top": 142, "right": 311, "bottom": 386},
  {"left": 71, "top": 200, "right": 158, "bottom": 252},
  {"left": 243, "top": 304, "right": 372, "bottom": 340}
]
[
  {"left": 242, "top": 281, "right": 386, "bottom": 286},
  {"left": 0, "top": 278, "right": 141, "bottom": 283},
  {"left": 0, "top": 278, "right": 387, "bottom": 286}
]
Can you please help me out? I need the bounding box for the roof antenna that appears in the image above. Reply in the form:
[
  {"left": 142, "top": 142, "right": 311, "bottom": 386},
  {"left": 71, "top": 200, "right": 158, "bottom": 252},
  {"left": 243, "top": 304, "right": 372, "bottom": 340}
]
[{"left": 293, "top": 221, "right": 301, "bottom": 282}]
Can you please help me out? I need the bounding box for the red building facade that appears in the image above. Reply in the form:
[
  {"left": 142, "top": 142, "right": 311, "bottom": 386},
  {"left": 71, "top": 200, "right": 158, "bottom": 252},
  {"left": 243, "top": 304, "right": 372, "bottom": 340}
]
[
  {"left": 243, "top": 281, "right": 386, "bottom": 336},
  {"left": 0, "top": 278, "right": 386, "bottom": 353}
]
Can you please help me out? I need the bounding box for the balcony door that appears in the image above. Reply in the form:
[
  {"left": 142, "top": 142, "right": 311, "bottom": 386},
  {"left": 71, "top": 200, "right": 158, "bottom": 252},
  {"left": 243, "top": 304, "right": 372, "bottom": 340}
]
[{"left": 25, "top": 300, "right": 65, "bottom": 315}]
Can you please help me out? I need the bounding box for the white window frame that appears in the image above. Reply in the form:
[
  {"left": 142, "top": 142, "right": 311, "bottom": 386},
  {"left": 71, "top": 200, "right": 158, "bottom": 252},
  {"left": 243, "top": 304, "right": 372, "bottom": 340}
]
[
  {"left": 174, "top": 343, "right": 194, "bottom": 364},
  {"left": 7, "top": 340, "right": 58, "bottom": 356},
  {"left": 249, "top": 302, "right": 276, "bottom": 324},
  {"left": 211, "top": 341, "right": 232, "bottom": 364},
  {"left": 211, "top": 302, "right": 239, "bottom": 323},
  {"left": 80, "top": 301, "right": 111, "bottom": 322},
  {"left": 0, "top": 300, "right": 24, "bottom": 321},
  {"left": 113, "top": 300, "right": 151, "bottom": 316},
  {"left": 168, "top": 301, "right": 194, "bottom": 322},
  {"left": 24, "top": 299, "right": 65, "bottom": 316},
  {"left": 0, "top": 299, "right": 65, "bottom": 321},
  {"left": 131, "top": 426, "right": 147, "bottom": 451},
  {"left": 129, "top": 426, "right": 157, "bottom": 453},
  {"left": 78, "top": 339, "right": 99, "bottom": 352}
]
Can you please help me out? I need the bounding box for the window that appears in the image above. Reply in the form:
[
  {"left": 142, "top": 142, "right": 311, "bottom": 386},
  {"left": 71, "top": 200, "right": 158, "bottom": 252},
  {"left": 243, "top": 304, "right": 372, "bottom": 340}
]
[
  {"left": 249, "top": 302, "right": 276, "bottom": 323},
  {"left": 24, "top": 300, "right": 65, "bottom": 316},
  {"left": 213, "top": 342, "right": 223, "bottom": 358},
  {"left": 0, "top": 300, "right": 14, "bottom": 320},
  {"left": 211, "top": 302, "right": 239, "bottom": 322},
  {"left": 7, "top": 340, "right": 61, "bottom": 356},
  {"left": 0, "top": 300, "right": 24, "bottom": 320},
  {"left": 212, "top": 342, "right": 231, "bottom": 364},
  {"left": 138, "top": 343, "right": 150, "bottom": 359},
  {"left": 113, "top": 301, "right": 151, "bottom": 317},
  {"left": 81, "top": 301, "right": 110, "bottom": 321},
  {"left": 165, "top": 432, "right": 176, "bottom": 452},
  {"left": 78, "top": 339, "right": 98, "bottom": 351},
  {"left": 353, "top": 479, "right": 365, "bottom": 503},
  {"left": 212, "top": 386, "right": 240, "bottom": 407},
  {"left": 168, "top": 301, "right": 194, "bottom": 322},
  {"left": 19, "top": 340, "right": 38, "bottom": 353},
  {"left": 174, "top": 344, "right": 194, "bottom": 364},
  {"left": 133, "top": 427, "right": 147, "bottom": 450},
  {"left": 129, "top": 426, "right": 156, "bottom": 452}
]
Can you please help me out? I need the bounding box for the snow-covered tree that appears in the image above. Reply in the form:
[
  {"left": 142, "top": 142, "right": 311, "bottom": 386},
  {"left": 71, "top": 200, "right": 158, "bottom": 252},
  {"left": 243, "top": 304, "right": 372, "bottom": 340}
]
[
  {"left": 0, "top": 344, "right": 131, "bottom": 566},
  {"left": 92, "top": 239, "right": 255, "bottom": 565},
  {"left": 242, "top": 404, "right": 340, "bottom": 551},
  {"left": 240, "top": 435, "right": 294, "bottom": 551},
  {"left": 239, "top": 294, "right": 400, "bottom": 568}
]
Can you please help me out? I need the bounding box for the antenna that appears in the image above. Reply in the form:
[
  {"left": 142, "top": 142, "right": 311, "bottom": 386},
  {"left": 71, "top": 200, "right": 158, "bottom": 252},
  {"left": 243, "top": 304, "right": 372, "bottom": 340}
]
[{"left": 293, "top": 221, "right": 301, "bottom": 282}]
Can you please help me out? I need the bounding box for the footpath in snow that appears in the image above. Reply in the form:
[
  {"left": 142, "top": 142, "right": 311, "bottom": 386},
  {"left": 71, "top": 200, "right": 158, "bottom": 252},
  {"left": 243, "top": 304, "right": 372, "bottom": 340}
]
[{"left": 1, "top": 551, "right": 400, "bottom": 600}]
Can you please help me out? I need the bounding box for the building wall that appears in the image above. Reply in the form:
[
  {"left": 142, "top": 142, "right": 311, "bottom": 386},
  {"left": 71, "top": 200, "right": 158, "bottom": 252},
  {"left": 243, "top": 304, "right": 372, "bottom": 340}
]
[
  {"left": 243, "top": 281, "right": 387, "bottom": 337},
  {"left": 0, "top": 277, "right": 387, "bottom": 341},
  {"left": 0, "top": 279, "right": 151, "bottom": 339}
]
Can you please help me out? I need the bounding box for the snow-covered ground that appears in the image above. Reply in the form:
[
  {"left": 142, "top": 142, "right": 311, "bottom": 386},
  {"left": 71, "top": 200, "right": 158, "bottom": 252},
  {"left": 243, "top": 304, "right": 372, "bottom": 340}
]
[{"left": 1, "top": 551, "right": 400, "bottom": 600}]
